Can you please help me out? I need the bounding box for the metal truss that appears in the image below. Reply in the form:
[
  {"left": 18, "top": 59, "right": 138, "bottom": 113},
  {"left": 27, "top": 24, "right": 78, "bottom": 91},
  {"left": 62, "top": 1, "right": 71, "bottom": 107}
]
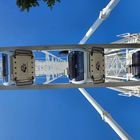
[
  {"left": 106, "top": 33, "right": 140, "bottom": 97},
  {"left": 35, "top": 51, "right": 67, "bottom": 84},
  {"left": 0, "top": 0, "right": 134, "bottom": 139},
  {"left": 105, "top": 50, "right": 127, "bottom": 79}
]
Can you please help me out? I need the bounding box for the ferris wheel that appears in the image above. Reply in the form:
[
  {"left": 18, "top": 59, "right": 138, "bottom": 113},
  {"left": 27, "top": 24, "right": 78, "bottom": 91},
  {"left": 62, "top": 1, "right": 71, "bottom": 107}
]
[{"left": 0, "top": 0, "right": 139, "bottom": 139}]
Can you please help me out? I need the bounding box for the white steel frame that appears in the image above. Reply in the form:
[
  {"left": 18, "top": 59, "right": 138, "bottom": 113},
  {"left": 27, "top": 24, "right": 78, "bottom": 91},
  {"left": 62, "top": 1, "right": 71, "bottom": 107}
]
[
  {"left": 78, "top": 0, "right": 132, "bottom": 139},
  {"left": 0, "top": 0, "right": 135, "bottom": 139},
  {"left": 35, "top": 50, "right": 67, "bottom": 84},
  {"left": 107, "top": 33, "right": 140, "bottom": 97}
]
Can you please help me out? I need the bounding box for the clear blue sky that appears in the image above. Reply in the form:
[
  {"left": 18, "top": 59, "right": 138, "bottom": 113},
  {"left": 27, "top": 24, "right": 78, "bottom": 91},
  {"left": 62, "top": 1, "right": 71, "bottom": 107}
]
[{"left": 0, "top": 0, "right": 140, "bottom": 140}]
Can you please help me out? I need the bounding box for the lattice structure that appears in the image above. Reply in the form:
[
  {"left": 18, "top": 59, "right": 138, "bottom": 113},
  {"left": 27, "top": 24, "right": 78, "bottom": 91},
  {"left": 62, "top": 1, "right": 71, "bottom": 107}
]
[
  {"left": 0, "top": 51, "right": 68, "bottom": 84},
  {"left": 105, "top": 50, "right": 127, "bottom": 79},
  {"left": 35, "top": 51, "right": 68, "bottom": 84},
  {"left": 113, "top": 33, "right": 140, "bottom": 44},
  {"left": 106, "top": 33, "right": 140, "bottom": 97}
]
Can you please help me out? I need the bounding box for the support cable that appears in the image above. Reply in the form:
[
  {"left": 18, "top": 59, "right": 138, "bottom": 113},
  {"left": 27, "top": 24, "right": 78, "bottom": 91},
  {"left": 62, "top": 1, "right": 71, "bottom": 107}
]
[{"left": 78, "top": 0, "right": 132, "bottom": 139}]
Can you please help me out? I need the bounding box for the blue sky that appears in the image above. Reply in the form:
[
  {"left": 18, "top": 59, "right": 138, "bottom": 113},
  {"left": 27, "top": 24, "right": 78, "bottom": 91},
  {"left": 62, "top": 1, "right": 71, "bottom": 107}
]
[{"left": 0, "top": 0, "right": 140, "bottom": 140}]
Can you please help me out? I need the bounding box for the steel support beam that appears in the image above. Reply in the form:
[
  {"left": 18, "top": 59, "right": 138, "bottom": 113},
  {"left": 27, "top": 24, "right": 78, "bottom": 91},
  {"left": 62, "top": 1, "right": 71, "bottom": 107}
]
[
  {"left": 79, "top": 88, "right": 132, "bottom": 140},
  {"left": 0, "top": 44, "right": 140, "bottom": 51},
  {"left": 0, "top": 81, "right": 140, "bottom": 90}
]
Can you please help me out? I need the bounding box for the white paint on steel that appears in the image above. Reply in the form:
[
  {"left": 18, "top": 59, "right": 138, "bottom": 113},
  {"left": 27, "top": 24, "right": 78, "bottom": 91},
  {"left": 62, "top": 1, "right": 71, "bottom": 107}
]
[
  {"left": 79, "top": 0, "right": 120, "bottom": 44},
  {"left": 107, "top": 33, "right": 140, "bottom": 97},
  {"left": 79, "top": 88, "right": 132, "bottom": 140},
  {"left": 35, "top": 51, "right": 67, "bottom": 84},
  {"left": 78, "top": 0, "right": 132, "bottom": 139}
]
